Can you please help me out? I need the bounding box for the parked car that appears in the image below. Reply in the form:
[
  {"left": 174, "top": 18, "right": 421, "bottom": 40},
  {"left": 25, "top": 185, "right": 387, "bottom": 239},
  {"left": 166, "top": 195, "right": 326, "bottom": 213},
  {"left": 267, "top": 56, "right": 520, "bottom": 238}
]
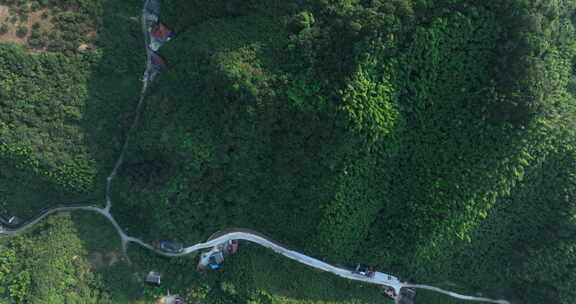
[
  {"left": 353, "top": 264, "right": 375, "bottom": 278},
  {"left": 0, "top": 212, "right": 16, "bottom": 224},
  {"left": 152, "top": 241, "right": 184, "bottom": 253}
]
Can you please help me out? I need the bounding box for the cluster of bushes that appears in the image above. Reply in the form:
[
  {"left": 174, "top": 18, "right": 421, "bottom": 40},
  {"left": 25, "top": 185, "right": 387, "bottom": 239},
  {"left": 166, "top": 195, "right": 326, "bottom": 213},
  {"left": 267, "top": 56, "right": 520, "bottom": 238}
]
[
  {"left": 0, "top": 213, "right": 113, "bottom": 303},
  {"left": 0, "top": 24, "right": 8, "bottom": 35},
  {"left": 15, "top": 25, "right": 27, "bottom": 37},
  {"left": 0, "top": 23, "right": 29, "bottom": 38},
  {"left": 0, "top": 44, "right": 99, "bottom": 193}
]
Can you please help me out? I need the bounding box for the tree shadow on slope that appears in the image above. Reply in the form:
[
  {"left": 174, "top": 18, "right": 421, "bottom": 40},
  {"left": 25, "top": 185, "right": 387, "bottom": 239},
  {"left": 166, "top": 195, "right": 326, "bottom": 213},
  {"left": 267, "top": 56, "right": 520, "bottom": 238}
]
[
  {"left": 76, "top": 0, "right": 161, "bottom": 302},
  {"left": 81, "top": 0, "right": 145, "bottom": 193},
  {"left": 0, "top": 156, "right": 94, "bottom": 219},
  {"left": 109, "top": 2, "right": 337, "bottom": 247},
  {"left": 101, "top": 1, "right": 393, "bottom": 303}
]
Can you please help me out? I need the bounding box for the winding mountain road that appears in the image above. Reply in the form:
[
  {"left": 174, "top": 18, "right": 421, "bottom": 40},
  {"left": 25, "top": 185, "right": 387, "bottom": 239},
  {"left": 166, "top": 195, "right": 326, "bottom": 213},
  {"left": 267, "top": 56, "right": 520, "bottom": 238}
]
[{"left": 0, "top": 1, "right": 511, "bottom": 304}]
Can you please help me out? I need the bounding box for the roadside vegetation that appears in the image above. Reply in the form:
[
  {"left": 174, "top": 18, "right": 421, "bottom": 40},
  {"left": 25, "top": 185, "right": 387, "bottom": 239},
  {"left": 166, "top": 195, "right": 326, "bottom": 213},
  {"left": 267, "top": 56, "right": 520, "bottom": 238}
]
[{"left": 0, "top": 0, "right": 575, "bottom": 304}]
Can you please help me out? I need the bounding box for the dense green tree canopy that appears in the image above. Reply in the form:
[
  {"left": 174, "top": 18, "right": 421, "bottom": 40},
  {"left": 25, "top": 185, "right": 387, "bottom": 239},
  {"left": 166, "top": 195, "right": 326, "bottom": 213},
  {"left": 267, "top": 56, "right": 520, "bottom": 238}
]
[{"left": 0, "top": 0, "right": 575, "bottom": 303}]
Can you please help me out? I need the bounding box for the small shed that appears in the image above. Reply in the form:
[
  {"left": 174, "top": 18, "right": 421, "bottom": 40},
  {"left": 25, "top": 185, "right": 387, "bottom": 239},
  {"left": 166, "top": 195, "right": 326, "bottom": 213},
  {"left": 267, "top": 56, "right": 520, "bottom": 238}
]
[
  {"left": 211, "top": 252, "right": 225, "bottom": 265},
  {"left": 145, "top": 271, "right": 163, "bottom": 286}
]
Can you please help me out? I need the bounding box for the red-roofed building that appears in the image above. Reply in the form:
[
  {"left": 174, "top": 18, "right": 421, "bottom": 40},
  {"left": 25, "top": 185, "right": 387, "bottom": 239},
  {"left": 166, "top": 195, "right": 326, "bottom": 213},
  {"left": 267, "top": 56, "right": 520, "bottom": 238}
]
[
  {"left": 149, "top": 23, "right": 173, "bottom": 51},
  {"left": 153, "top": 23, "right": 173, "bottom": 41},
  {"left": 145, "top": 52, "right": 167, "bottom": 82},
  {"left": 151, "top": 53, "right": 167, "bottom": 69}
]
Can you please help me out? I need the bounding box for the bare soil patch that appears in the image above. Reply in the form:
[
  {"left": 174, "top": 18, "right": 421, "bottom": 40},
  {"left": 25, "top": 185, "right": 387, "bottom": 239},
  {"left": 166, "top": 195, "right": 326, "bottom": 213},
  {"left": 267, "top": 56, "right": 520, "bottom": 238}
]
[
  {"left": 0, "top": 5, "right": 53, "bottom": 52},
  {"left": 0, "top": 3, "right": 95, "bottom": 53},
  {"left": 87, "top": 252, "right": 122, "bottom": 269},
  {"left": 77, "top": 43, "right": 90, "bottom": 52}
]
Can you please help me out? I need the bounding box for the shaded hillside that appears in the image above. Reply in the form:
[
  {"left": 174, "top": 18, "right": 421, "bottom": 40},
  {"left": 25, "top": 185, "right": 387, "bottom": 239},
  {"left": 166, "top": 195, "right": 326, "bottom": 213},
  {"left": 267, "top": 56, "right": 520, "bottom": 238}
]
[{"left": 0, "top": 0, "right": 575, "bottom": 304}]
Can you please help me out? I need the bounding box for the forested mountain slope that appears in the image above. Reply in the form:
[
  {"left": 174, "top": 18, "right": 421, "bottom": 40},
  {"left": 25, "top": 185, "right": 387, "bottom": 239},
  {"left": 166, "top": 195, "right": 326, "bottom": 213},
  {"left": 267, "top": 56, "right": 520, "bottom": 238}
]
[{"left": 0, "top": 0, "right": 575, "bottom": 303}]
